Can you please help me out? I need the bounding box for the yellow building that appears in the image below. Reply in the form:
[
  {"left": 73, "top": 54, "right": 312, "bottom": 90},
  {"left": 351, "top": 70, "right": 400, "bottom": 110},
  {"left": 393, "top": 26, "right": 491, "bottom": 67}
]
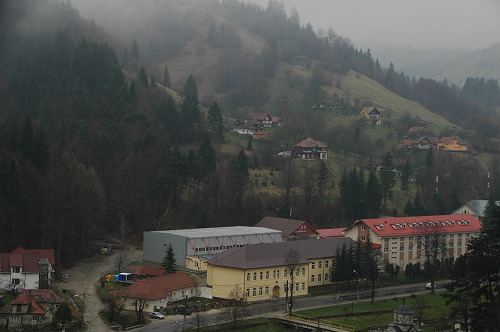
[
  {"left": 437, "top": 136, "right": 467, "bottom": 151},
  {"left": 206, "top": 237, "right": 355, "bottom": 302}
]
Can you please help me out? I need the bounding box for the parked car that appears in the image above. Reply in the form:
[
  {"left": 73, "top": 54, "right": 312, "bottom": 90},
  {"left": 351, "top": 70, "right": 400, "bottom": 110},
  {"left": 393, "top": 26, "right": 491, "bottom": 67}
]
[
  {"left": 149, "top": 311, "right": 165, "bottom": 319},
  {"left": 425, "top": 282, "right": 432, "bottom": 290},
  {"left": 178, "top": 306, "right": 193, "bottom": 315}
]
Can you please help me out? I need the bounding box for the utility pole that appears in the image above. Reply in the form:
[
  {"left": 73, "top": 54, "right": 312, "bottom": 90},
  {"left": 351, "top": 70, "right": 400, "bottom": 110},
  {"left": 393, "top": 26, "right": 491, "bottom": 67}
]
[
  {"left": 183, "top": 295, "right": 188, "bottom": 330},
  {"left": 284, "top": 280, "right": 289, "bottom": 313},
  {"left": 353, "top": 270, "right": 360, "bottom": 302}
]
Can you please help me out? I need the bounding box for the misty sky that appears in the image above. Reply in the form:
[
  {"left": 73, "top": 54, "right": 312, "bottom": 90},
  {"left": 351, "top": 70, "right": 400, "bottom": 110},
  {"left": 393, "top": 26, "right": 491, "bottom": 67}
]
[{"left": 249, "top": 0, "right": 500, "bottom": 50}]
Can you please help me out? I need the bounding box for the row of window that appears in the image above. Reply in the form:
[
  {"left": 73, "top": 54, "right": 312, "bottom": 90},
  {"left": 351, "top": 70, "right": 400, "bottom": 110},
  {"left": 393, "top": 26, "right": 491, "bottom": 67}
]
[
  {"left": 245, "top": 261, "right": 333, "bottom": 282},
  {"left": 245, "top": 283, "right": 307, "bottom": 297},
  {"left": 195, "top": 244, "right": 244, "bottom": 252},
  {"left": 310, "top": 274, "right": 329, "bottom": 283},
  {"left": 383, "top": 233, "right": 471, "bottom": 242}
]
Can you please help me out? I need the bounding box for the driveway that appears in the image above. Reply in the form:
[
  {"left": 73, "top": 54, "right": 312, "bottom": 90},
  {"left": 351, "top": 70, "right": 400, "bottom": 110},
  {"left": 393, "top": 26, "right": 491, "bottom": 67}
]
[{"left": 53, "top": 246, "right": 142, "bottom": 331}]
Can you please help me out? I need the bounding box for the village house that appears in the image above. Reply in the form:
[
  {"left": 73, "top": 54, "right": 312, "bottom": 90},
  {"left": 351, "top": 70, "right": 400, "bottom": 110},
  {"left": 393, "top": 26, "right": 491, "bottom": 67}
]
[
  {"left": 293, "top": 137, "right": 328, "bottom": 160},
  {"left": 291, "top": 56, "right": 311, "bottom": 69},
  {"left": 254, "top": 216, "right": 319, "bottom": 241},
  {"left": 121, "top": 272, "right": 200, "bottom": 314},
  {"left": 452, "top": 199, "right": 500, "bottom": 220},
  {"left": 233, "top": 121, "right": 264, "bottom": 135},
  {"left": 206, "top": 237, "right": 355, "bottom": 302},
  {"left": 343, "top": 214, "right": 482, "bottom": 270},
  {"left": 0, "top": 247, "right": 55, "bottom": 291},
  {"left": 437, "top": 136, "right": 467, "bottom": 151},
  {"left": 414, "top": 136, "right": 438, "bottom": 150},
  {"left": 247, "top": 113, "right": 283, "bottom": 127},
  {"left": 359, "top": 106, "right": 382, "bottom": 125},
  {"left": 0, "top": 289, "right": 63, "bottom": 330}
]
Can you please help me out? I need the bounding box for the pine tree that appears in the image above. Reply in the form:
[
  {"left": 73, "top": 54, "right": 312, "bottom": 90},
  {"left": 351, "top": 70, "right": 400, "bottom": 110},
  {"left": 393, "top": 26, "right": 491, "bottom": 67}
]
[
  {"left": 365, "top": 170, "right": 382, "bottom": 218},
  {"left": 400, "top": 159, "right": 411, "bottom": 193},
  {"left": 198, "top": 135, "right": 216, "bottom": 174},
  {"left": 161, "top": 243, "right": 177, "bottom": 274},
  {"left": 317, "top": 161, "right": 329, "bottom": 199},
  {"left": 208, "top": 101, "right": 224, "bottom": 142},
  {"left": 379, "top": 152, "right": 395, "bottom": 207},
  {"left": 163, "top": 65, "right": 171, "bottom": 87},
  {"left": 138, "top": 66, "right": 149, "bottom": 87}
]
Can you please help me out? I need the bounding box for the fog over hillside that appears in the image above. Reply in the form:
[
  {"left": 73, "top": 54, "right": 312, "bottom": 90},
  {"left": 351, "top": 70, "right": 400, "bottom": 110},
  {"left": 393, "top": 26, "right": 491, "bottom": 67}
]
[{"left": 249, "top": 0, "right": 500, "bottom": 50}]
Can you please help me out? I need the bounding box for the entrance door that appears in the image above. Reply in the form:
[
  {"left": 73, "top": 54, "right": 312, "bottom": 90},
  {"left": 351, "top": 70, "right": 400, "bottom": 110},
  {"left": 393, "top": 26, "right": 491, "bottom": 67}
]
[{"left": 272, "top": 285, "right": 280, "bottom": 299}]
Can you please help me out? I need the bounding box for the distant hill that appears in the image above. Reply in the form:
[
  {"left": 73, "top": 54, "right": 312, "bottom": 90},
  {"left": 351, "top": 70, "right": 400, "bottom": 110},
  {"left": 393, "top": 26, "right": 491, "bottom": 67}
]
[{"left": 370, "top": 42, "right": 500, "bottom": 86}]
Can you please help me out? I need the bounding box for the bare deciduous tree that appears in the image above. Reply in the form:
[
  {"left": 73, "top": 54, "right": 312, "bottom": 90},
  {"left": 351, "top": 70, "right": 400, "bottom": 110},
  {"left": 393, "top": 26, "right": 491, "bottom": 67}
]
[
  {"left": 218, "top": 285, "right": 247, "bottom": 332},
  {"left": 417, "top": 222, "right": 446, "bottom": 294},
  {"left": 102, "top": 289, "right": 124, "bottom": 322},
  {"left": 285, "top": 249, "right": 301, "bottom": 313}
]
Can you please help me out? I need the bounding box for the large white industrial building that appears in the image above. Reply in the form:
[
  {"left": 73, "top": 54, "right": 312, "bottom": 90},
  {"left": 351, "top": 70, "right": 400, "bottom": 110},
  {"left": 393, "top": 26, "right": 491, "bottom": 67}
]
[{"left": 143, "top": 226, "right": 282, "bottom": 267}]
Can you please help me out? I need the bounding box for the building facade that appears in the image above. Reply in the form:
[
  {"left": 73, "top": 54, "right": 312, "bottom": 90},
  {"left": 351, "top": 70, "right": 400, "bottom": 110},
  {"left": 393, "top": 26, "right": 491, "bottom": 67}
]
[
  {"left": 0, "top": 247, "right": 55, "bottom": 290},
  {"left": 206, "top": 237, "right": 355, "bottom": 302},
  {"left": 343, "top": 214, "right": 482, "bottom": 270},
  {"left": 143, "top": 226, "right": 282, "bottom": 267},
  {"left": 293, "top": 137, "right": 328, "bottom": 160}
]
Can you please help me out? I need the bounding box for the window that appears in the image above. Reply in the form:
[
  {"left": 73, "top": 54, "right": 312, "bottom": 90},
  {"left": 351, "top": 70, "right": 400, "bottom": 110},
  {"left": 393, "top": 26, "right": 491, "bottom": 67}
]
[
  {"left": 325, "top": 274, "right": 329, "bottom": 281},
  {"left": 277, "top": 270, "right": 280, "bottom": 278},
  {"left": 273, "top": 270, "right": 276, "bottom": 278},
  {"left": 408, "top": 236, "right": 413, "bottom": 241},
  {"left": 246, "top": 273, "right": 250, "bottom": 281},
  {"left": 302, "top": 267, "right": 306, "bottom": 275},
  {"left": 311, "top": 262, "right": 315, "bottom": 269},
  {"left": 12, "top": 316, "right": 19, "bottom": 322},
  {"left": 12, "top": 279, "right": 20, "bottom": 285},
  {"left": 259, "top": 287, "right": 263, "bottom": 295},
  {"left": 252, "top": 288, "right": 256, "bottom": 296},
  {"left": 311, "top": 275, "right": 315, "bottom": 283},
  {"left": 400, "top": 246, "right": 404, "bottom": 252},
  {"left": 16, "top": 304, "right": 22, "bottom": 313},
  {"left": 253, "top": 272, "right": 256, "bottom": 280},
  {"left": 409, "top": 245, "right": 413, "bottom": 251},
  {"left": 318, "top": 261, "right": 322, "bottom": 268},
  {"left": 265, "top": 287, "right": 269, "bottom": 295},
  {"left": 361, "top": 225, "right": 366, "bottom": 231},
  {"left": 191, "top": 289, "right": 193, "bottom": 294},
  {"left": 384, "top": 248, "right": 389, "bottom": 253},
  {"left": 361, "top": 236, "right": 366, "bottom": 241},
  {"left": 302, "top": 282, "right": 305, "bottom": 290},
  {"left": 296, "top": 269, "right": 299, "bottom": 276},
  {"left": 449, "top": 242, "right": 454, "bottom": 248},
  {"left": 325, "top": 261, "right": 329, "bottom": 268},
  {"left": 295, "top": 283, "right": 299, "bottom": 291},
  {"left": 12, "top": 267, "right": 21, "bottom": 273},
  {"left": 266, "top": 271, "right": 269, "bottom": 279},
  {"left": 246, "top": 288, "right": 250, "bottom": 297},
  {"left": 284, "top": 270, "right": 288, "bottom": 277},
  {"left": 259, "top": 272, "right": 263, "bottom": 280},
  {"left": 318, "top": 274, "right": 322, "bottom": 282}
]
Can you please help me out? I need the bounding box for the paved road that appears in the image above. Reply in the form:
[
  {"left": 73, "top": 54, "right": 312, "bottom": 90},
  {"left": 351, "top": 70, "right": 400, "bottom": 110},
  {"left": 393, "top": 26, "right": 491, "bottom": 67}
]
[{"left": 138, "top": 281, "right": 447, "bottom": 332}]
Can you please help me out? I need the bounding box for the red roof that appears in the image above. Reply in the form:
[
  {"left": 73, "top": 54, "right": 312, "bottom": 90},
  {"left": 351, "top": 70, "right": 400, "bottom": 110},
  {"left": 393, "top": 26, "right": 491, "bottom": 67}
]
[
  {"left": 0, "top": 247, "right": 55, "bottom": 273},
  {"left": 122, "top": 272, "right": 198, "bottom": 300},
  {"left": 294, "top": 137, "right": 328, "bottom": 148},
  {"left": 345, "top": 214, "right": 482, "bottom": 238},
  {"left": 11, "top": 289, "right": 63, "bottom": 306},
  {"left": 316, "top": 228, "right": 345, "bottom": 238},
  {"left": 402, "top": 140, "right": 413, "bottom": 146},
  {"left": 123, "top": 264, "right": 165, "bottom": 276},
  {"left": 439, "top": 136, "right": 460, "bottom": 145}
]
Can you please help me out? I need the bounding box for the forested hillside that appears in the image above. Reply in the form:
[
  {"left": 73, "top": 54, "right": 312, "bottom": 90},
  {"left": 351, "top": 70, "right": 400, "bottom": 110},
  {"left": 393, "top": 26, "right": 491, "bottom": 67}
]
[{"left": 1, "top": 0, "right": 500, "bottom": 267}]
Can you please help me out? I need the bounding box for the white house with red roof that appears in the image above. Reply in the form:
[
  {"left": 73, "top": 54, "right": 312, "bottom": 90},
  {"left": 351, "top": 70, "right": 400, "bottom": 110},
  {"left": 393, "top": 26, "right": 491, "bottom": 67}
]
[
  {"left": 293, "top": 137, "right": 328, "bottom": 160},
  {"left": 0, "top": 247, "right": 55, "bottom": 291},
  {"left": 121, "top": 272, "right": 200, "bottom": 313},
  {"left": 0, "top": 289, "right": 63, "bottom": 329},
  {"left": 343, "top": 214, "right": 482, "bottom": 270}
]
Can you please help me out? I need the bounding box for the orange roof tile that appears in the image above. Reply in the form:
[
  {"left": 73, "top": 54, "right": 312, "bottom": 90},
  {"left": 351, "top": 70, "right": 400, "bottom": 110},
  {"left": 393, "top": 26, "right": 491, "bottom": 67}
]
[{"left": 122, "top": 272, "right": 198, "bottom": 300}]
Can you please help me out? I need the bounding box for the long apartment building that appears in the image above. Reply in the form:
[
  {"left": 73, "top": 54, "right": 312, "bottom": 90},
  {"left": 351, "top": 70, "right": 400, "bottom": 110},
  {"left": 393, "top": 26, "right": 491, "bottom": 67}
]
[
  {"left": 205, "top": 237, "right": 355, "bottom": 302},
  {"left": 343, "top": 214, "right": 482, "bottom": 270}
]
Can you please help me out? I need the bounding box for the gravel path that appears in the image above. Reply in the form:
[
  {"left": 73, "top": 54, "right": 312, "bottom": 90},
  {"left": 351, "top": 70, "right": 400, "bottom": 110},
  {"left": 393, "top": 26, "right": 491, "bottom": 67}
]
[{"left": 53, "top": 246, "right": 142, "bottom": 331}]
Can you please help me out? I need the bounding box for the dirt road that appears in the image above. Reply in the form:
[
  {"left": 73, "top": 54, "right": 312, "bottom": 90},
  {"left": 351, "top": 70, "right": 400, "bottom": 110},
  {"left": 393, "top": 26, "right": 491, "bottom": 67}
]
[{"left": 53, "top": 246, "right": 142, "bottom": 331}]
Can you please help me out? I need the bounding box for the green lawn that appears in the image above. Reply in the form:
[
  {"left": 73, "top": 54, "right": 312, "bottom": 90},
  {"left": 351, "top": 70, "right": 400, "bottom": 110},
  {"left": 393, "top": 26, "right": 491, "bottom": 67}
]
[{"left": 296, "top": 293, "right": 449, "bottom": 331}]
